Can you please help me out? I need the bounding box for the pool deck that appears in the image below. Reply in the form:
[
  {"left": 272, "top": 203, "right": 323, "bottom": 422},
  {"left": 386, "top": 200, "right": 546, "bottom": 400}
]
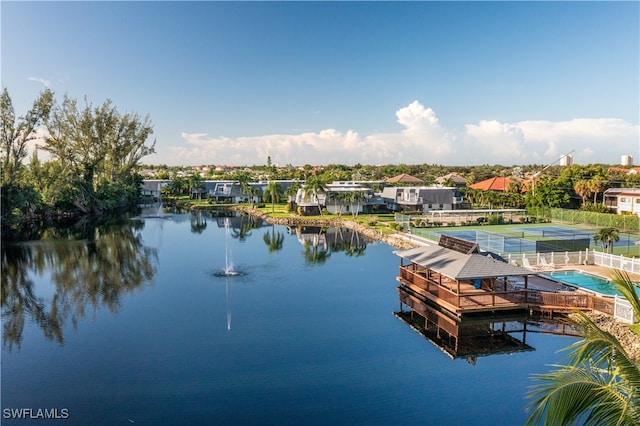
[{"left": 552, "top": 264, "right": 640, "bottom": 282}]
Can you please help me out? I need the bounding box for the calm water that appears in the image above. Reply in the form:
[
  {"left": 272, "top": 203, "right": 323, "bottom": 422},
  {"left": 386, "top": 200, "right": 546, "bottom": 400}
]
[{"left": 2, "top": 212, "right": 579, "bottom": 425}]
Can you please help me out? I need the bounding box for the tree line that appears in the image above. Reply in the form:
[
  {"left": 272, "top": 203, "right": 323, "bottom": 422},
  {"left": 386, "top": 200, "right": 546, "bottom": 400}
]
[{"left": 1, "top": 88, "right": 156, "bottom": 236}]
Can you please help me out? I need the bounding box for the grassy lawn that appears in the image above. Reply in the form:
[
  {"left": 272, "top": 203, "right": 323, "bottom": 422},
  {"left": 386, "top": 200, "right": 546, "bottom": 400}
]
[{"left": 251, "top": 204, "right": 398, "bottom": 235}]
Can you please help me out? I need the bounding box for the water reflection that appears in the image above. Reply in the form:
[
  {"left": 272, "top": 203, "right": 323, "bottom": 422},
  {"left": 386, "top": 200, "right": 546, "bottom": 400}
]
[
  {"left": 395, "top": 288, "right": 579, "bottom": 363},
  {"left": 295, "top": 226, "right": 370, "bottom": 264},
  {"left": 263, "top": 225, "right": 285, "bottom": 253},
  {"left": 190, "top": 210, "right": 207, "bottom": 233},
  {"left": 1, "top": 220, "right": 158, "bottom": 350}
]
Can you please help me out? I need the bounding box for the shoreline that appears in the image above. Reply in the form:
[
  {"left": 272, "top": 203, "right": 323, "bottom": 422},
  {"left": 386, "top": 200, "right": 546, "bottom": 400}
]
[
  {"left": 235, "top": 205, "right": 640, "bottom": 361},
  {"left": 231, "top": 206, "right": 420, "bottom": 250}
]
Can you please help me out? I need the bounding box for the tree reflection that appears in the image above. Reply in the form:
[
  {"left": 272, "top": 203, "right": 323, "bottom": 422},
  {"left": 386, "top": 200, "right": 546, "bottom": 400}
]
[
  {"left": 190, "top": 211, "right": 207, "bottom": 234},
  {"left": 1, "top": 220, "right": 157, "bottom": 350},
  {"left": 296, "top": 227, "right": 368, "bottom": 264},
  {"left": 263, "top": 226, "right": 285, "bottom": 253},
  {"left": 229, "top": 215, "right": 261, "bottom": 241}
]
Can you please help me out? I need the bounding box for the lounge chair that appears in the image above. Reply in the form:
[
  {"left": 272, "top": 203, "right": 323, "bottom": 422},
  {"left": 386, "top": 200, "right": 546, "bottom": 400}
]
[
  {"left": 539, "top": 257, "right": 557, "bottom": 269},
  {"left": 522, "top": 258, "right": 540, "bottom": 271}
]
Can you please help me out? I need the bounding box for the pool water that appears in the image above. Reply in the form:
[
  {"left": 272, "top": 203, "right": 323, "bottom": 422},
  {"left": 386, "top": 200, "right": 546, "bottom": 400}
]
[{"left": 543, "top": 270, "right": 638, "bottom": 297}]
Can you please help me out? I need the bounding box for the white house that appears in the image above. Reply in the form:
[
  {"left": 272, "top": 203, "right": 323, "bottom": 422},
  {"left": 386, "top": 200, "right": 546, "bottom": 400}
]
[
  {"left": 380, "top": 186, "right": 464, "bottom": 213},
  {"left": 295, "top": 181, "right": 379, "bottom": 215},
  {"left": 603, "top": 188, "right": 640, "bottom": 217}
]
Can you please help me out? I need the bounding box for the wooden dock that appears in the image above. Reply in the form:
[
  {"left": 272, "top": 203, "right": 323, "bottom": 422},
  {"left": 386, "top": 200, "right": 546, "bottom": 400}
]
[{"left": 398, "top": 264, "right": 614, "bottom": 318}]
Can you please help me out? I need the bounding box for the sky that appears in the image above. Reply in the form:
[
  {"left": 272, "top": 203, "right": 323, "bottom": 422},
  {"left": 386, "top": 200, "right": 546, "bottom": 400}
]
[{"left": 2, "top": 1, "right": 639, "bottom": 167}]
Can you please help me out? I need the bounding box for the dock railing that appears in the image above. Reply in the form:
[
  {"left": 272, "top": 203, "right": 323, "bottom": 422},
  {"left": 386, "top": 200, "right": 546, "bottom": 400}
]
[
  {"left": 399, "top": 265, "right": 534, "bottom": 310},
  {"left": 398, "top": 264, "right": 617, "bottom": 317}
]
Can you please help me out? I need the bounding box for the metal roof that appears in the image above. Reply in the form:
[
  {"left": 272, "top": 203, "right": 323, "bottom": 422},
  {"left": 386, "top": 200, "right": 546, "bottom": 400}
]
[{"left": 394, "top": 245, "right": 531, "bottom": 280}]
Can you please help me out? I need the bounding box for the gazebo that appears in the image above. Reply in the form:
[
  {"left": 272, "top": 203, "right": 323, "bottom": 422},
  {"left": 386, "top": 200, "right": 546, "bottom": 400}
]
[{"left": 394, "top": 236, "right": 535, "bottom": 317}]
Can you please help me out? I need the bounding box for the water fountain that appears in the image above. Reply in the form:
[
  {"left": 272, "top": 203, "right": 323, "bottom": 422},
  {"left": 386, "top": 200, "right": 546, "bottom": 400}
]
[{"left": 223, "top": 218, "right": 237, "bottom": 276}]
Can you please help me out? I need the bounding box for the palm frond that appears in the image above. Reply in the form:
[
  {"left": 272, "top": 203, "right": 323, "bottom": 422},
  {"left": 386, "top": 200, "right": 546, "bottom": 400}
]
[
  {"left": 566, "top": 312, "right": 640, "bottom": 393},
  {"left": 527, "top": 363, "right": 637, "bottom": 426}
]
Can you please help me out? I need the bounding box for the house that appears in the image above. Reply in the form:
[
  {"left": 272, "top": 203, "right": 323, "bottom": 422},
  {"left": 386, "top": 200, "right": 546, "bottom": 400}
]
[
  {"left": 380, "top": 186, "right": 464, "bottom": 213},
  {"left": 608, "top": 167, "right": 640, "bottom": 175},
  {"left": 140, "top": 179, "right": 171, "bottom": 198},
  {"left": 603, "top": 188, "right": 640, "bottom": 217},
  {"left": 295, "top": 181, "right": 380, "bottom": 215},
  {"left": 469, "top": 177, "right": 512, "bottom": 192},
  {"left": 384, "top": 173, "right": 425, "bottom": 185},
  {"left": 435, "top": 173, "right": 467, "bottom": 187}
]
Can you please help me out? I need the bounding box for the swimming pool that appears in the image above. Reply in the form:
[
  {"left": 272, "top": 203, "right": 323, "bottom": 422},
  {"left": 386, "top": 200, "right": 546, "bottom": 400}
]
[{"left": 543, "top": 270, "right": 640, "bottom": 297}]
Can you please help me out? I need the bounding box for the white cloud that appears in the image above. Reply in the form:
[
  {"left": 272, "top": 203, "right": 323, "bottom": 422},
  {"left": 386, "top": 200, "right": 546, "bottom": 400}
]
[
  {"left": 171, "top": 101, "right": 456, "bottom": 166},
  {"left": 157, "top": 101, "right": 638, "bottom": 166},
  {"left": 464, "top": 117, "right": 639, "bottom": 165},
  {"left": 28, "top": 77, "right": 51, "bottom": 88}
]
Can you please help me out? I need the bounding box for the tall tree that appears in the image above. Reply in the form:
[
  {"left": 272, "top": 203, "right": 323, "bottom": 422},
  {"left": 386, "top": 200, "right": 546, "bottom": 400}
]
[
  {"left": 328, "top": 191, "right": 345, "bottom": 216},
  {"left": 189, "top": 173, "right": 205, "bottom": 200},
  {"left": 1, "top": 88, "right": 54, "bottom": 185},
  {"left": 284, "top": 180, "right": 300, "bottom": 210},
  {"left": 43, "top": 96, "right": 155, "bottom": 191},
  {"left": 303, "top": 175, "right": 327, "bottom": 216},
  {"left": 588, "top": 177, "right": 607, "bottom": 204},
  {"left": 345, "top": 190, "right": 366, "bottom": 218},
  {"left": 574, "top": 180, "right": 591, "bottom": 205},
  {"left": 263, "top": 181, "right": 282, "bottom": 213}
]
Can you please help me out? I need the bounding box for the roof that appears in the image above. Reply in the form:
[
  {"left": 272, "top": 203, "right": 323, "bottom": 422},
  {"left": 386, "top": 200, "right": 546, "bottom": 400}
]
[
  {"left": 604, "top": 187, "right": 640, "bottom": 197},
  {"left": 436, "top": 173, "right": 467, "bottom": 185},
  {"left": 394, "top": 245, "right": 531, "bottom": 280},
  {"left": 385, "top": 173, "right": 425, "bottom": 184},
  {"left": 609, "top": 167, "right": 640, "bottom": 175},
  {"left": 469, "top": 177, "right": 512, "bottom": 191}
]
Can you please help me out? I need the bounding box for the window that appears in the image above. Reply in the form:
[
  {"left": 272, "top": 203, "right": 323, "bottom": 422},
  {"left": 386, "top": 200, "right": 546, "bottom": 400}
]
[{"left": 620, "top": 197, "right": 628, "bottom": 203}]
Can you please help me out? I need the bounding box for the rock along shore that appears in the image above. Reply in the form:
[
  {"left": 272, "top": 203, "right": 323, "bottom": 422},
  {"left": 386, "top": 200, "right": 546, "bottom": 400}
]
[
  {"left": 234, "top": 206, "right": 640, "bottom": 361},
  {"left": 231, "top": 206, "right": 419, "bottom": 250}
]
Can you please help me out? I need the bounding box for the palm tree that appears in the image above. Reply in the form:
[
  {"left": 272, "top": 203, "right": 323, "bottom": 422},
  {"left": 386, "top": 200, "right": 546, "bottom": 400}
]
[
  {"left": 328, "top": 191, "right": 345, "bottom": 216},
  {"left": 593, "top": 227, "right": 620, "bottom": 253},
  {"left": 302, "top": 175, "right": 327, "bottom": 216},
  {"left": 574, "top": 180, "right": 591, "bottom": 205},
  {"left": 233, "top": 171, "right": 251, "bottom": 204},
  {"left": 189, "top": 173, "right": 205, "bottom": 200},
  {"left": 588, "top": 177, "right": 607, "bottom": 204},
  {"left": 347, "top": 190, "right": 366, "bottom": 218},
  {"left": 526, "top": 270, "right": 640, "bottom": 426},
  {"left": 284, "top": 180, "right": 300, "bottom": 211},
  {"left": 263, "top": 181, "right": 282, "bottom": 213}
]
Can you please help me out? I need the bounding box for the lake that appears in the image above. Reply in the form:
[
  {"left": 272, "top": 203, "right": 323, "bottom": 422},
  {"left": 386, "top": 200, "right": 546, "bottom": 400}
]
[{"left": 1, "top": 211, "right": 578, "bottom": 425}]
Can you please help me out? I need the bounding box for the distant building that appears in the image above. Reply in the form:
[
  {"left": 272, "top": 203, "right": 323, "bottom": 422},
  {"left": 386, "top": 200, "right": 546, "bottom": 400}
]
[
  {"left": 435, "top": 173, "right": 467, "bottom": 187},
  {"left": 384, "top": 173, "right": 425, "bottom": 185},
  {"left": 559, "top": 154, "right": 573, "bottom": 166},
  {"left": 603, "top": 188, "right": 640, "bottom": 217},
  {"left": 621, "top": 155, "right": 634, "bottom": 166}
]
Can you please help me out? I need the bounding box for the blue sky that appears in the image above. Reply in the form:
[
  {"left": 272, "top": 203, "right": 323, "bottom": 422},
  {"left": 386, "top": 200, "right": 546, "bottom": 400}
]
[{"left": 2, "top": 1, "right": 639, "bottom": 166}]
